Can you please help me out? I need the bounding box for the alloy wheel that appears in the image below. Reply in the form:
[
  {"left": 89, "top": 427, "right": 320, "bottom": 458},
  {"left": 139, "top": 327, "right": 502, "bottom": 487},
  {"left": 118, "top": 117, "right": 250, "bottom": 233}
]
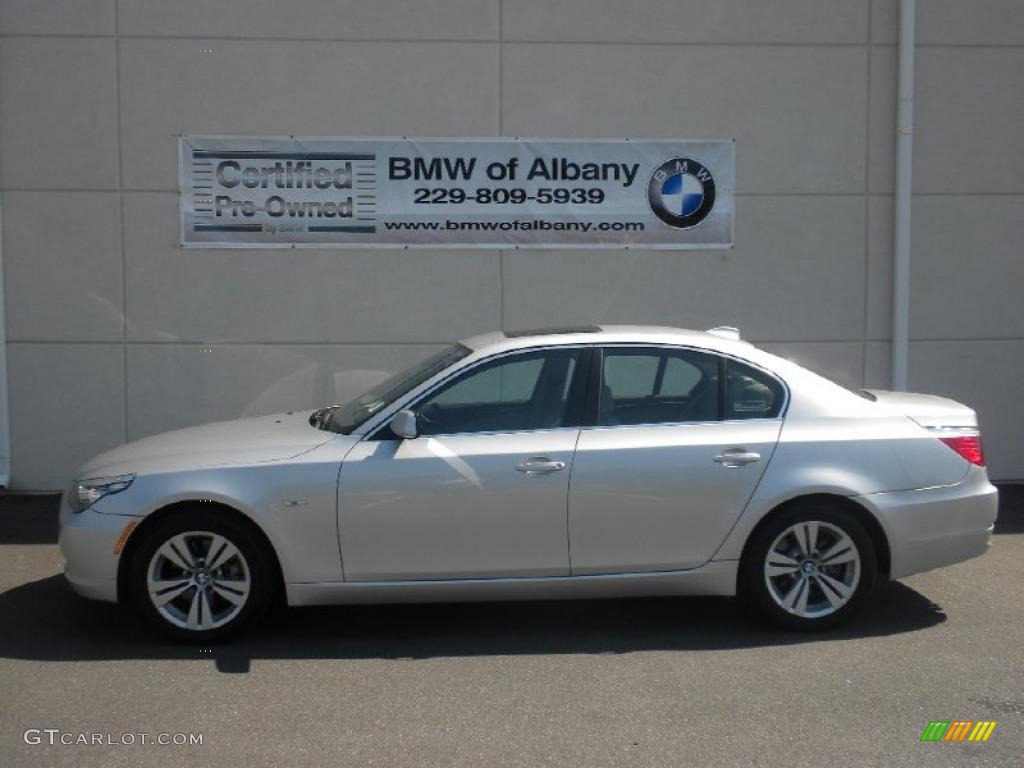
[
  {"left": 763, "top": 520, "right": 861, "bottom": 619},
  {"left": 146, "top": 530, "right": 251, "bottom": 631}
]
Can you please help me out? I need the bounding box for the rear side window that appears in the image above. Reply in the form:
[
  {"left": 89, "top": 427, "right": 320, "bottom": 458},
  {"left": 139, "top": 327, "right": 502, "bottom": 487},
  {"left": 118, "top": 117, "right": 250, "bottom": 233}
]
[
  {"left": 599, "top": 347, "right": 719, "bottom": 426},
  {"left": 602, "top": 354, "right": 661, "bottom": 399},
  {"left": 726, "top": 360, "right": 784, "bottom": 419}
]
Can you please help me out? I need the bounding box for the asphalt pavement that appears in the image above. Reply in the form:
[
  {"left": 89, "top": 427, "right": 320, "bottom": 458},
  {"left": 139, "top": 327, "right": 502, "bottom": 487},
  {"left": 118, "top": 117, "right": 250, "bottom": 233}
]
[{"left": 1, "top": 487, "right": 1022, "bottom": 767}]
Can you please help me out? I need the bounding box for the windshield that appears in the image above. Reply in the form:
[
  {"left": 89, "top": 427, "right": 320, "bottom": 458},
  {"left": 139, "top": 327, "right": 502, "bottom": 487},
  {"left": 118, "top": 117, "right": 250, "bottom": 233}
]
[{"left": 312, "top": 344, "right": 472, "bottom": 434}]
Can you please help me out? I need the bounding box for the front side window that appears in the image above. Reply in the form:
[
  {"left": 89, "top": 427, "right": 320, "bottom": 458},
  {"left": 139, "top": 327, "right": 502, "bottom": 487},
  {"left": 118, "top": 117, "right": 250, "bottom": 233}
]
[
  {"left": 598, "top": 347, "right": 719, "bottom": 426},
  {"left": 414, "top": 348, "right": 583, "bottom": 436}
]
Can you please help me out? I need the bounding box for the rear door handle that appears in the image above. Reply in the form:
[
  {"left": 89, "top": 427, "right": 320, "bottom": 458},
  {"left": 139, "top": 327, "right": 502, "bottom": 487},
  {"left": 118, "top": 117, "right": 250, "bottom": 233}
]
[
  {"left": 516, "top": 457, "right": 567, "bottom": 476},
  {"left": 713, "top": 450, "right": 761, "bottom": 467}
]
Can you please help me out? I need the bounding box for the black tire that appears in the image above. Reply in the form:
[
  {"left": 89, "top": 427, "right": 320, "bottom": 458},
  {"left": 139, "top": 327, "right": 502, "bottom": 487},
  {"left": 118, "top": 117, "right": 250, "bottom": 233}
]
[
  {"left": 740, "top": 503, "right": 878, "bottom": 631},
  {"left": 128, "top": 510, "right": 274, "bottom": 642}
]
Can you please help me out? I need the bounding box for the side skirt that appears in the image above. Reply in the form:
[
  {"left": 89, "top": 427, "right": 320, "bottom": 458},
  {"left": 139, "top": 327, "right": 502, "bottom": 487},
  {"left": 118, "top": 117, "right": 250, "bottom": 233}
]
[{"left": 286, "top": 560, "right": 738, "bottom": 606}]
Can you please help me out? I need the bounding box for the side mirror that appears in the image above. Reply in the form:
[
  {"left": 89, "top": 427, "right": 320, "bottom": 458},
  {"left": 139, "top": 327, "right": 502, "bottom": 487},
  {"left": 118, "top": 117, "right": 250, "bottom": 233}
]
[{"left": 389, "top": 410, "right": 418, "bottom": 440}]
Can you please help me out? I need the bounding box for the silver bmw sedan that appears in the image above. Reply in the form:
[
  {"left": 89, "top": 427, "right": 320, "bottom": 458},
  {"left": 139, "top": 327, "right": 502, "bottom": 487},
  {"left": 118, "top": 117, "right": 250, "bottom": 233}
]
[{"left": 59, "top": 326, "right": 998, "bottom": 641}]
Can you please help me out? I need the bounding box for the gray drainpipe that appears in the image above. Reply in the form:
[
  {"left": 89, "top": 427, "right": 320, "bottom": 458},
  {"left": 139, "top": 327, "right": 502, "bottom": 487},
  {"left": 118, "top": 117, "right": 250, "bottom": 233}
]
[{"left": 891, "top": 0, "right": 916, "bottom": 391}]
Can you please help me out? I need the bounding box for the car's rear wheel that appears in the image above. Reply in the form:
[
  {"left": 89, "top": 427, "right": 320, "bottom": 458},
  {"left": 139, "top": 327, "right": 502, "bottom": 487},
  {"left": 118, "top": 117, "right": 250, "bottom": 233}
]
[
  {"left": 741, "top": 504, "right": 878, "bottom": 630},
  {"left": 128, "top": 511, "right": 273, "bottom": 642}
]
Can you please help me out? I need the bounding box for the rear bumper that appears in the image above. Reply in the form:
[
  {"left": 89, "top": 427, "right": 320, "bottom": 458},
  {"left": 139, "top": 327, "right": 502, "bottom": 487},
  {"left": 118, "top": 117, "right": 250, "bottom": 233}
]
[
  {"left": 58, "top": 498, "right": 139, "bottom": 603},
  {"left": 857, "top": 467, "right": 998, "bottom": 580}
]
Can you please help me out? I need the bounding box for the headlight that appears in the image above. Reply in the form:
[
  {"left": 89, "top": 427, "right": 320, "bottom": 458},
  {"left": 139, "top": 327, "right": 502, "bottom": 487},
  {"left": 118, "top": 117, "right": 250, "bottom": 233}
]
[{"left": 69, "top": 474, "right": 135, "bottom": 513}]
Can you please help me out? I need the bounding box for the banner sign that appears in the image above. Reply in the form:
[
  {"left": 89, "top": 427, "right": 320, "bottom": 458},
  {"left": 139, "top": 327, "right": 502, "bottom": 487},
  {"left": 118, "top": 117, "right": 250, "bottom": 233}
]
[{"left": 179, "top": 136, "right": 734, "bottom": 249}]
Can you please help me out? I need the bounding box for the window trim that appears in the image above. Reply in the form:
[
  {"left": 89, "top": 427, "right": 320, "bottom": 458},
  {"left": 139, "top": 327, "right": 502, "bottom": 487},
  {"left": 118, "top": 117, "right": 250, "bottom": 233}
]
[
  {"left": 585, "top": 343, "right": 789, "bottom": 429},
  {"left": 363, "top": 344, "right": 595, "bottom": 440},
  {"left": 717, "top": 355, "right": 727, "bottom": 421}
]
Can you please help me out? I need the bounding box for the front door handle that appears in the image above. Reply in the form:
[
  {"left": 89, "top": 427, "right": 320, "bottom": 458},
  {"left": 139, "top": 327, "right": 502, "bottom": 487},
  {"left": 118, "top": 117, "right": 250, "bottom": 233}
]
[
  {"left": 516, "top": 457, "right": 567, "bottom": 476},
  {"left": 713, "top": 449, "right": 761, "bottom": 467}
]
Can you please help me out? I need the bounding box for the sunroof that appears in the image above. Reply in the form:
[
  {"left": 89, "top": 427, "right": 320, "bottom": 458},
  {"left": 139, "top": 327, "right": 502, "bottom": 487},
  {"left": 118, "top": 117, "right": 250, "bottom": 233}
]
[{"left": 504, "top": 325, "right": 602, "bottom": 338}]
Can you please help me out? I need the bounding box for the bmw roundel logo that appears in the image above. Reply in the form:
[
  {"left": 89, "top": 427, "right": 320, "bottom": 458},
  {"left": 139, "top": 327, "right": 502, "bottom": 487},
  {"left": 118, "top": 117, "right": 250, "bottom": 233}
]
[{"left": 647, "top": 158, "right": 716, "bottom": 229}]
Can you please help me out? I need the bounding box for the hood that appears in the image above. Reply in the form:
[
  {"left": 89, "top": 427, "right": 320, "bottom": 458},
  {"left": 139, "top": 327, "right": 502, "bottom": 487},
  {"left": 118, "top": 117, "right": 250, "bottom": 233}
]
[
  {"left": 863, "top": 389, "right": 978, "bottom": 428},
  {"left": 77, "top": 411, "right": 335, "bottom": 478}
]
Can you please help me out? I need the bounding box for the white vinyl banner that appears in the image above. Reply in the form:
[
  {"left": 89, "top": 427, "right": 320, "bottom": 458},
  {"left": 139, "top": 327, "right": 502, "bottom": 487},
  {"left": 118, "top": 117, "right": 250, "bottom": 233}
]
[{"left": 180, "top": 136, "right": 734, "bottom": 249}]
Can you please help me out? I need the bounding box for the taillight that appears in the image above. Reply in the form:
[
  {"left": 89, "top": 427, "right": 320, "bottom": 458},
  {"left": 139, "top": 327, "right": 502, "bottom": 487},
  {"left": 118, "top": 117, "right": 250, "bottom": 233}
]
[{"left": 938, "top": 434, "right": 985, "bottom": 466}]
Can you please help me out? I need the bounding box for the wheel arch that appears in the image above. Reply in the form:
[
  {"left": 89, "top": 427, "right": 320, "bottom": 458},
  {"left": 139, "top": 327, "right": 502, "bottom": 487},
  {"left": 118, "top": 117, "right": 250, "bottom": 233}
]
[
  {"left": 116, "top": 499, "right": 285, "bottom": 605},
  {"left": 737, "top": 493, "right": 891, "bottom": 586}
]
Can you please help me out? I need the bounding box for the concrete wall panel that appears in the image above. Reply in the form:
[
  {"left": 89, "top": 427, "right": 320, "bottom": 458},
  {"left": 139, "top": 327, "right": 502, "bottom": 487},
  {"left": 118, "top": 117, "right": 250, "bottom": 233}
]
[
  {"left": 0, "top": 37, "right": 119, "bottom": 189},
  {"left": 503, "top": 0, "right": 868, "bottom": 44},
  {"left": 866, "top": 194, "right": 893, "bottom": 341},
  {"left": 913, "top": 48, "right": 1024, "bottom": 194},
  {"left": 7, "top": 343, "right": 125, "bottom": 489},
  {"left": 2, "top": 192, "right": 123, "bottom": 341},
  {"left": 0, "top": 0, "right": 114, "bottom": 35},
  {"left": 117, "top": 0, "right": 498, "bottom": 40},
  {"left": 868, "top": 46, "right": 896, "bottom": 195},
  {"left": 909, "top": 195, "right": 1024, "bottom": 340}
]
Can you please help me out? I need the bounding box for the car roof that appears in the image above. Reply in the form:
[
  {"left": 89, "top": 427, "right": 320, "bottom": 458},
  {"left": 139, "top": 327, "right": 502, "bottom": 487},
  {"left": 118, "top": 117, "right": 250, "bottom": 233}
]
[{"left": 460, "top": 325, "right": 755, "bottom": 356}]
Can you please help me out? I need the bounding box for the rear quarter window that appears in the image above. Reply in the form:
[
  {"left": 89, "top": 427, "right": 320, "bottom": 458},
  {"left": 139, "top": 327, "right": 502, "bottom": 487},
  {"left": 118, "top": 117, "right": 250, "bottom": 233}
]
[{"left": 726, "top": 360, "right": 784, "bottom": 419}]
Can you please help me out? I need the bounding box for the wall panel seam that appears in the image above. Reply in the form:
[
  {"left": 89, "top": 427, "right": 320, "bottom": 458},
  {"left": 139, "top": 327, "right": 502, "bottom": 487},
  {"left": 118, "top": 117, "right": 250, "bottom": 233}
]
[
  {"left": 498, "top": 0, "right": 505, "bottom": 331},
  {"left": 862, "top": 0, "right": 874, "bottom": 386},
  {"left": 3, "top": 34, "right": 1022, "bottom": 50},
  {"left": 114, "top": 0, "right": 128, "bottom": 447}
]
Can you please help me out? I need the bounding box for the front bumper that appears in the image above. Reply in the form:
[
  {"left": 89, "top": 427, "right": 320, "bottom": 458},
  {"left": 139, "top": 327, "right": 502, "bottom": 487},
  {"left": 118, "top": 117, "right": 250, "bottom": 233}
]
[
  {"left": 58, "top": 496, "right": 141, "bottom": 603},
  {"left": 857, "top": 467, "right": 999, "bottom": 580}
]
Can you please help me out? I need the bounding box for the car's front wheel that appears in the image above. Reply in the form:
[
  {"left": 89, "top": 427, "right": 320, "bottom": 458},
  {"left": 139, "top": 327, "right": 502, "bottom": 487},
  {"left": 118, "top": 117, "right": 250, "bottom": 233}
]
[
  {"left": 741, "top": 504, "right": 878, "bottom": 630},
  {"left": 128, "top": 511, "right": 273, "bottom": 642}
]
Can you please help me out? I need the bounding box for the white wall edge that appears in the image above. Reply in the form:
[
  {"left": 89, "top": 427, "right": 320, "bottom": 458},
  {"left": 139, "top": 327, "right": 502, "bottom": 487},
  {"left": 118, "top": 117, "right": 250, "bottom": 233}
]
[{"left": 0, "top": 194, "right": 11, "bottom": 486}]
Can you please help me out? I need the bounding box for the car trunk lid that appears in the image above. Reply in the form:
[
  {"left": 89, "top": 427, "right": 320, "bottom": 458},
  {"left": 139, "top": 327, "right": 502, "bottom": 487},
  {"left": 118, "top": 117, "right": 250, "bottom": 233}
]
[{"left": 862, "top": 389, "right": 978, "bottom": 428}]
